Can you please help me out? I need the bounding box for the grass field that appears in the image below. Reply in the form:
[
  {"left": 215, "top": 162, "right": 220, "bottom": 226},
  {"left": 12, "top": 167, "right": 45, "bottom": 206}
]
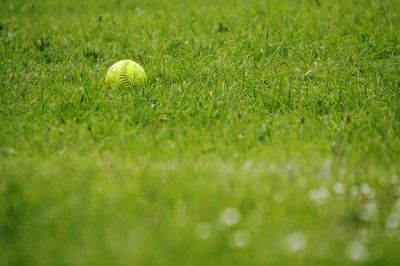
[{"left": 1, "top": 0, "right": 399, "bottom": 265}]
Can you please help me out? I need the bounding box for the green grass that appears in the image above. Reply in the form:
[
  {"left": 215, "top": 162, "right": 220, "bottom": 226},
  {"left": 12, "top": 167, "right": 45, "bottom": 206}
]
[{"left": 1, "top": 0, "right": 399, "bottom": 265}]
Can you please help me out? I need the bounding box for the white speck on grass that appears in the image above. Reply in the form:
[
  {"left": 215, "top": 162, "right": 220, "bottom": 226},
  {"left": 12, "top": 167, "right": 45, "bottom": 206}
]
[
  {"left": 386, "top": 214, "right": 400, "bottom": 230},
  {"left": 346, "top": 240, "right": 369, "bottom": 262},
  {"left": 319, "top": 158, "right": 332, "bottom": 179},
  {"left": 360, "top": 183, "right": 376, "bottom": 199},
  {"left": 359, "top": 201, "right": 378, "bottom": 222},
  {"left": 333, "top": 182, "right": 346, "bottom": 195},
  {"left": 350, "top": 183, "right": 376, "bottom": 200},
  {"left": 230, "top": 230, "right": 252, "bottom": 248},
  {"left": 220, "top": 207, "right": 241, "bottom": 226},
  {"left": 285, "top": 232, "right": 308, "bottom": 253},
  {"left": 386, "top": 199, "right": 400, "bottom": 231},
  {"left": 243, "top": 160, "right": 253, "bottom": 172},
  {"left": 135, "top": 7, "right": 142, "bottom": 14},
  {"left": 283, "top": 162, "right": 297, "bottom": 177},
  {"left": 309, "top": 187, "right": 330, "bottom": 205},
  {"left": 194, "top": 222, "right": 212, "bottom": 240},
  {"left": 0, "top": 147, "right": 16, "bottom": 156},
  {"left": 356, "top": 228, "right": 374, "bottom": 244}
]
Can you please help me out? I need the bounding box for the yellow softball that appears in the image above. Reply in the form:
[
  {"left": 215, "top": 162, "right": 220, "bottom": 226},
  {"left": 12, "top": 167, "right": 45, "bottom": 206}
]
[{"left": 105, "top": 59, "right": 147, "bottom": 89}]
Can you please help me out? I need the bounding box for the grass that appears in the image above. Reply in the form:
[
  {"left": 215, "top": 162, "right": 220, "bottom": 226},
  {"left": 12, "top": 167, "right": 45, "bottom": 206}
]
[{"left": 1, "top": 0, "right": 399, "bottom": 265}]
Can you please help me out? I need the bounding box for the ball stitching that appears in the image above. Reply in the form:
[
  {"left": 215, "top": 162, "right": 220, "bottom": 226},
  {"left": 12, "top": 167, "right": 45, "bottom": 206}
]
[{"left": 120, "top": 61, "right": 136, "bottom": 89}]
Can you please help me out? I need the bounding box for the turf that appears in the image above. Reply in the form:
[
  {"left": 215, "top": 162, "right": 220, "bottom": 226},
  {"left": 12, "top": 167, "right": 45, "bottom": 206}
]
[{"left": 1, "top": 0, "right": 399, "bottom": 265}]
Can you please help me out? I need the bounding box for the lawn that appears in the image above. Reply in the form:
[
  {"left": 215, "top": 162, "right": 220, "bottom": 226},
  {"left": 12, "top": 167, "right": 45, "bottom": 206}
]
[{"left": 1, "top": 0, "right": 399, "bottom": 265}]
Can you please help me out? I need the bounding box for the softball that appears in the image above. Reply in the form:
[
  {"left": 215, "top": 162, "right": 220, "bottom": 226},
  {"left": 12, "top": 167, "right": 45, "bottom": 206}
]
[{"left": 105, "top": 59, "right": 147, "bottom": 89}]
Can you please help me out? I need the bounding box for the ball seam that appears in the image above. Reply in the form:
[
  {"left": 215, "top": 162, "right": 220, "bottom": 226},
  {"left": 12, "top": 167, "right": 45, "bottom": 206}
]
[{"left": 120, "top": 61, "right": 135, "bottom": 89}]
